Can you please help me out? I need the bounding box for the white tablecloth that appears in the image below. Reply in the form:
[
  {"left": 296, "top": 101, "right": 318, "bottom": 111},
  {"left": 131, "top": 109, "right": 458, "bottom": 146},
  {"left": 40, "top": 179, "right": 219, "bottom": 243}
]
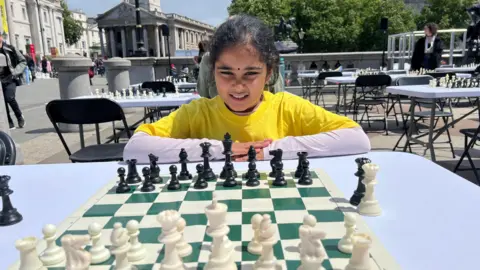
[
  {"left": 386, "top": 85, "right": 480, "bottom": 99},
  {"left": 76, "top": 93, "right": 200, "bottom": 108}
]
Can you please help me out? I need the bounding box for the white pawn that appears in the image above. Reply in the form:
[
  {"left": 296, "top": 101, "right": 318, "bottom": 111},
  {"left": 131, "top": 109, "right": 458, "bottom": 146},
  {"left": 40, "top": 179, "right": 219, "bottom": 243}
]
[
  {"left": 16, "top": 237, "right": 46, "bottom": 270},
  {"left": 40, "top": 224, "right": 65, "bottom": 266},
  {"left": 248, "top": 214, "right": 263, "bottom": 255},
  {"left": 298, "top": 214, "right": 317, "bottom": 253},
  {"left": 88, "top": 222, "right": 110, "bottom": 264},
  {"left": 344, "top": 234, "right": 373, "bottom": 270},
  {"left": 110, "top": 222, "right": 132, "bottom": 270},
  {"left": 126, "top": 220, "right": 146, "bottom": 262},
  {"left": 338, "top": 213, "right": 357, "bottom": 254},
  {"left": 176, "top": 217, "right": 192, "bottom": 258},
  {"left": 357, "top": 163, "right": 382, "bottom": 217}
]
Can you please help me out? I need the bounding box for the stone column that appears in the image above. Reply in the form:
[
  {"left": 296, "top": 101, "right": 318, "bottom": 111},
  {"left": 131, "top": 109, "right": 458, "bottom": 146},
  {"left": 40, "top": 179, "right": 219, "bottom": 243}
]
[
  {"left": 131, "top": 28, "right": 137, "bottom": 51},
  {"left": 155, "top": 26, "right": 161, "bottom": 57},
  {"left": 51, "top": 54, "right": 92, "bottom": 132},
  {"left": 160, "top": 29, "right": 165, "bottom": 57},
  {"left": 143, "top": 27, "right": 149, "bottom": 56},
  {"left": 99, "top": 28, "right": 105, "bottom": 57},
  {"left": 27, "top": 0, "right": 43, "bottom": 57},
  {"left": 110, "top": 29, "right": 116, "bottom": 57},
  {"left": 38, "top": 5, "right": 48, "bottom": 55},
  {"left": 0, "top": 54, "right": 23, "bottom": 164},
  {"left": 104, "top": 57, "right": 131, "bottom": 93},
  {"left": 121, "top": 28, "right": 127, "bottom": 58},
  {"left": 50, "top": 7, "right": 57, "bottom": 49},
  {"left": 4, "top": 0, "right": 16, "bottom": 46}
]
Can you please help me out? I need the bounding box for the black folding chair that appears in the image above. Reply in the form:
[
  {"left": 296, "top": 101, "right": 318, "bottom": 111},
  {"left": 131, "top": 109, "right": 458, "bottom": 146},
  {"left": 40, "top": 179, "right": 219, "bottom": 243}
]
[
  {"left": 313, "top": 71, "right": 342, "bottom": 107},
  {"left": 46, "top": 98, "right": 132, "bottom": 163},
  {"left": 454, "top": 125, "right": 480, "bottom": 185},
  {"left": 0, "top": 131, "right": 16, "bottom": 165}
]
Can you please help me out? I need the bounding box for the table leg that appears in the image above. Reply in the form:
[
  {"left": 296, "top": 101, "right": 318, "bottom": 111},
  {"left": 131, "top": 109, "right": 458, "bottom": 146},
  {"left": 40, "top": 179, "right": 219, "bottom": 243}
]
[
  {"left": 426, "top": 100, "right": 438, "bottom": 162},
  {"left": 336, "top": 84, "right": 341, "bottom": 114},
  {"left": 343, "top": 85, "right": 348, "bottom": 116},
  {"left": 403, "top": 98, "right": 416, "bottom": 152}
]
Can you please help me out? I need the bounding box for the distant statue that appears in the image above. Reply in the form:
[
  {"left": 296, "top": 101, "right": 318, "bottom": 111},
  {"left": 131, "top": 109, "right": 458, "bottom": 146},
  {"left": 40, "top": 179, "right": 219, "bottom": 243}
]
[{"left": 274, "top": 17, "right": 296, "bottom": 41}]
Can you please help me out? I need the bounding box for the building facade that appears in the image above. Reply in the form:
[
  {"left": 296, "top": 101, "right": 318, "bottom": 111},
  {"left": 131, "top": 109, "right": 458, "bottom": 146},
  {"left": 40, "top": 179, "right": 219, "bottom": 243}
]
[
  {"left": 65, "top": 9, "right": 105, "bottom": 57},
  {"left": 95, "top": 0, "right": 215, "bottom": 58},
  {"left": 3, "top": 0, "right": 65, "bottom": 58}
]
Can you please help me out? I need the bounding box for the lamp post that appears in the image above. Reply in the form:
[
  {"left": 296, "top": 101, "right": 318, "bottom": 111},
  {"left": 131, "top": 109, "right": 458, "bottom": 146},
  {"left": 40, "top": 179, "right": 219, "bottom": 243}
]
[
  {"left": 298, "top": 28, "right": 305, "bottom": 53},
  {"left": 134, "top": 0, "right": 147, "bottom": 57}
]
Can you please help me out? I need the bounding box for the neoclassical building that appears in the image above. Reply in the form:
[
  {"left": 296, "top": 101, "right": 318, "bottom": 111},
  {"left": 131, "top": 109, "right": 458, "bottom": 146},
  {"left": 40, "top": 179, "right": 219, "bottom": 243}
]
[
  {"left": 66, "top": 9, "right": 105, "bottom": 57},
  {"left": 95, "top": 0, "right": 215, "bottom": 58}
]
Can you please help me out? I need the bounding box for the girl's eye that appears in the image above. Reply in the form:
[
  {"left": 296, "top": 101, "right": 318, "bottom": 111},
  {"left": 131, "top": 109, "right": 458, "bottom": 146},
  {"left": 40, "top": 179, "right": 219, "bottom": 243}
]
[
  {"left": 245, "top": 72, "right": 259, "bottom": 76},
  {"left": 220, "top": 71, "right": 233, "bottom": 75}
]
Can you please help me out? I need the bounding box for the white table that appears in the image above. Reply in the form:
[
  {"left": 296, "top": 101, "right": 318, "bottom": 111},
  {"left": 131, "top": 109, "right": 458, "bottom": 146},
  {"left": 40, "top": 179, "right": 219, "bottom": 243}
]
[
  {"left": 176, "top": 82, "right": 197, "bottom": 90},
  {"left": 77, "top": 93, "right": 200, "bottom": 109},
  {"left": 386, "top": 85, "right": 480, "bottom": 161},
  {"left": 436, "top": 67, "right": 477, "bottom": 73},
  {"left": 2, "top": 152, "right": 480, "bottom": 270}
]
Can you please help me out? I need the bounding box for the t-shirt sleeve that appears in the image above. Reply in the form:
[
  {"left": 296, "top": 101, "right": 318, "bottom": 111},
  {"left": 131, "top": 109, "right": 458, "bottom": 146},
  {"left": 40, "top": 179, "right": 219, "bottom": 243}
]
[{"left": 135, "top": 105, "right": 192, "bottom": 138}]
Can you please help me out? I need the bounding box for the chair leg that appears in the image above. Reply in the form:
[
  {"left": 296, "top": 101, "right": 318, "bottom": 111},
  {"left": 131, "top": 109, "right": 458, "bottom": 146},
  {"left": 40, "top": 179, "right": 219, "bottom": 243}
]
[
  {"left": 383, "top": 104, "right": 388, "bottom": 135},
  {"left": 442, "top": 117, "right": 455, "bottom": 158}
]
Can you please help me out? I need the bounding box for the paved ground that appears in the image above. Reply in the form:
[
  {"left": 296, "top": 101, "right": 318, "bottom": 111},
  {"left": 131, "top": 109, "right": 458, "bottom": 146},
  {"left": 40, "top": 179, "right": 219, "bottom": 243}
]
[{"left": 8, "top": 80, "right": 480, "bottom": 186}]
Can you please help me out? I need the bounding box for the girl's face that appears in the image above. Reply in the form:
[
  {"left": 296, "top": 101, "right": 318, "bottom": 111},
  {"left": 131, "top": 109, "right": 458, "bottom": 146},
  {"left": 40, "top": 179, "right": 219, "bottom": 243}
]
[{"left": 214, "top": 44, "right": 270, "bottom": 113}]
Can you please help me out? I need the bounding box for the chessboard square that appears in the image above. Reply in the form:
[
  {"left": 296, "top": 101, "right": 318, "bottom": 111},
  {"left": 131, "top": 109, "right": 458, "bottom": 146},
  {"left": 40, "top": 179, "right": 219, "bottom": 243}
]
[
  {"left": 106, "top": 185, "right": 137, "bottom": 194},
  {"left": 268, "top": 180, "right": 296, "bottom": 188},
  {"left": 184, "top": 190, "right": 213, "bottom": 201},
  {"left": 198, "top": 242, "right": 212, "bottom": 263},
  {"left": 183, "top": 225, "right": 207, "bottom": 243},
  {"left": 215, "top": 179, "right": 243, "bottom": 190},
  {"left": 68, "top": 216, "right": 111, "bottom": 231},
  {"left": 275, "top": 210, "right": 309, "bottom": 224},
  {"left": 303, "top": 197, "right": 339, "bottom": 211},
  {"left": 139, "top": 215, "right": 161, "bottom": 228},
  {"left": 147, "top": 201, "right": 182, "bottom": 215},
  {"left": 241, "top": 211, "right": 277, "bottom": 225},
  {"left": 328, "top": 258, "right": 351, "bottom": 270},
  {"left": 188, "top": 181, "right": 216, "bottom": 192},
  {"left": 104, "top": 216, "right": 143, "bottom": 229},
  {"left": 269, "top": 188, "right": 301, "bottom": 199},
  {"left": 298, "top": 187, "right": 330, "bottom": 197},
  {"left": 286, "top": 260, "right": 334, "bottom": 270},
  {"left": 211, "top": 189, "right": 242, "bottom": 200},
  {"left": 308, "top": 210, "right": 345, "bottom": 222},
  {"left": 219, "top": 199, "right": 242, "bottom": 212},
  {"left": 242, "top": 198, "right": 274, "bottom": 212},
  {"left": 259, "top": 172, "right": 269, "bottom": 180},
  {"left": 114, "top": 203, "right": 151, "bottom": 216},
  {"left": 226, "top": 211, "right": 242, "bottom": 225},
  {"left": 240, "top": 240, "right": 285, "bottom": 261},
  {"left": 161, "top": 183, "right": 190, "bottom": 192},
  {"left": 242, "top": 189, "right": 271, "bottom": 199},
  {"left": 322, "top": 239, "right": 351, "bottom": 259},
  {"left": 125, "top": 193, "right": 159, "bottom": 204},
  {"left": 320, "top": 222, "right": 350, "bottom": 239},
  {"left": 129, "top": 265, "right": 156, "bottom": 270},
  {"left": 278, "top": 223, "right": 302, "bottom": 240},
  {"left": 240, "top": 223, "right": 280, "bottom": 242},
  {"left": 133, "top": 243, "right": 164, "bottom": 265},
  {"left": 156, "top": 242, "right": 202, "bottom": 264},
  {"left": 179, "top": 200, "right": 212, "bottom": 214},
  {"left": 132, "top": 185, "right": 162, "bottom": 194},
  {"left": 55, "top": 230, "right": 89, "bottom": 246},
  {"left": 95, "top": 194, "right": 132, "bottom": 205},
  {"left": 83, "top": 204, "right": 123, "bottom": 217},
  {"left": 182, "top": 213, "right": 208, "bottom": 226},
  {"left": 280, "top": 239, "right": 301, "bottom": 260},
  {"left": 204, "top": 224, "right": 242, "bottom": 242},
  {"left": 241, "top": 180, "right": 270, "bottom": 190},
  {"left": 272, "top": 198, "right": 306, "bottom": 211},
  {"left": 154, "top": 191, "right": 186, "bottom": 203},
  {"left": 138, "top": 227, "right": 162, "bottom": 243}
]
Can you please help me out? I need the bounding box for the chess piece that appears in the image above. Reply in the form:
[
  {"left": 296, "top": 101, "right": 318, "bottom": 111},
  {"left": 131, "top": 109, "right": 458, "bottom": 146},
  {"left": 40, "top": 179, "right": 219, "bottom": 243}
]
[
  {"left": 246, "top": 160, "right": 260, "bottom": 187},
  {"left": 246, "top": 145, "right": 260, "bottom": 179},
  {"left": 298, "top": 214, "right": 317, "bottom": 252},
  {"left": 88, "top": 222, "right": 111, "bottom": 264},
  {"left": 140, "top": 167, "right": 155, "bottom": 192},
  {"left": 126, "top": 220, "right": 146, "bottom": 262},
  {"left": 178, "top": 149, "right": 193, "bottom": 181},
  {"left": 61, "top": 234, "right": 91, "bottom": 270},
  {"left": 338, "top": 213, "right": 357, "bottom": 254},
  {"left": 298, "top": 219, "right": 327, "bottom": 270},
  {"left": 220, "top": 133, "right": 237, "bottom": 179},
  {"left": 223, "top": 161, "right": 238, "bottom": 187},
  {"left": 344, "top": 234, "right": 373, "bottom": 270},
  {"left": 247, "top": 214, "right": 263, "bottom": 255},
  {"left": 204, "top": 193, "right": 236, "bottom": 270},
  {"left": 116, "top": 167, "right": 131, "bottom": 194},
  {"left": 350, "top": 157, "right": 371, "bottom": 206},
  {"left": 176, "top": 217, "right": 192, "bottom": 257},
  {"left": 167, "top": 165, "right": 181, "bottom": 190},
  {"left": 272, "top": 160, "right": 287, "bottom": 186},
  {"left": 110, "top": 222, "right": 132, "bottom": 270},
  {"left": 194, "top": 164, "right": 208, "bottom": 189},
  {"left": 148, "top": 153, "right": 163, "bottom": 184},
  {"left": 157, "top": 210, "right": 185, "bottom": 270},
  {"left": 0, "top": 175, "right": 22, "bottom": 226},
  {"left": 298, "top": 159, "right": 312, "bottom": 186},
  {"left": 126, "top": 159, "right": 142, "bottom": 184},
  {"left": 295, "top": 152, "right": 308, "bottom": 178},
  {"left": 200, "top": 142, "right": 217, "bottom": 181},
  {"left": 16, "top": 237, "right": 46, "bottom": 270},
  {"left": 40, "top": 224, "right": 66, "bottom": 266},
  {"left": 268, "top": 150, "right": 278, "bottom": 177},
  {"left": 357, "top": 163, "right": 382, "bottom": 216},
  {"left": 254, "top": 214, "right": 279, "bottom": 270}
]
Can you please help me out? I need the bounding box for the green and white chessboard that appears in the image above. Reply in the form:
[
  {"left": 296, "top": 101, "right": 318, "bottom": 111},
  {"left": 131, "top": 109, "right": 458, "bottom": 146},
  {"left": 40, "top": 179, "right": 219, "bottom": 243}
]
[{"left": 11, "top": 168, "right": 401, "bottom": 270}]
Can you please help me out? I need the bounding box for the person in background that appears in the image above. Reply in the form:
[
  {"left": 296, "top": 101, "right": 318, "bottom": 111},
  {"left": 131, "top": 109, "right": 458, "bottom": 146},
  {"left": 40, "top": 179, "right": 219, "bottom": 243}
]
[
  {"left": 22, "top": 51, "right": 35, "bottom": 82},
  {"left": 0, "top": 33, "right": 26, "bottom": 129},
  {"left": 309, "top": 61, "right": 318, "bottom": 70},
  {"left": 41, "top": 56, "right": 48, "bottom": 74},
  {"left": 411, "top": 23, "right": 443, "bottom": 71},
  {"left": 321, "top": 61, "right": 330, "bottom": 71}
]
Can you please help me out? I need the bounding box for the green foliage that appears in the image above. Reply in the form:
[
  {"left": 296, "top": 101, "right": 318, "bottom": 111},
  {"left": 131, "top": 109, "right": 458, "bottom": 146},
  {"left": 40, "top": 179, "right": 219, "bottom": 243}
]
[
  {"left": 60, "top": 0, "right": 83, "bottom": 46},
  {"left": 416, "top": 0, "right": 476, "bottom": 29},
  {"left": 228, "top": 0, "right": 291, "bottom": 27}
]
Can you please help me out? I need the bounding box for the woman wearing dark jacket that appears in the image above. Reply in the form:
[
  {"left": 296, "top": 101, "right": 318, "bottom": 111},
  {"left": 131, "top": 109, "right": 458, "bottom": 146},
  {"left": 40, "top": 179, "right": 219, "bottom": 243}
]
[{"left": 411, "top": 23, "right": 443, "bottom": 71}]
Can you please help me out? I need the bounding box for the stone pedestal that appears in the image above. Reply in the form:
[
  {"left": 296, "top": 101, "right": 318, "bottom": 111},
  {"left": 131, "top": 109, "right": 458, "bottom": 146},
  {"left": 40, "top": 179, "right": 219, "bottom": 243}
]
[
  {"left": 104, "top": 57, "right": 131, "bottom": 93},
  {"left": 51, "top": 54, "right": 93, "bottom": 132},
  {"left": 126, "top": 57, "right": 156, "bottom": 85}
]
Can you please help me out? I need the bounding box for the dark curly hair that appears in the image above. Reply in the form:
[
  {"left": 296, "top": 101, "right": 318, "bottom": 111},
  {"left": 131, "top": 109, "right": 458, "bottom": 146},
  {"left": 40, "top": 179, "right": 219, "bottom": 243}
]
[
  {"left": 425, "top": 22, "right": 439, "bottom": 36},
  {"left": 208, "top": 15, "right": 280, "bottom": 88}
]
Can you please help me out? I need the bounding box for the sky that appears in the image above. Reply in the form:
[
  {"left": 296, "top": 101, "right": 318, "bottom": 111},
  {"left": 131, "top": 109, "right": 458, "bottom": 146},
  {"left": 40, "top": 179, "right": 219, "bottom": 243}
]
[{"left": 66, "top": 0, "right": 231, "bottom": 26}]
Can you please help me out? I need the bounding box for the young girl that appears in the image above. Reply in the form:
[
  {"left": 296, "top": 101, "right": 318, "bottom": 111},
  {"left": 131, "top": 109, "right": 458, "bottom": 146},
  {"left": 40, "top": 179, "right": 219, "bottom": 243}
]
[{"left": 123, "top": 15, "right": 371, "bottom": 164}]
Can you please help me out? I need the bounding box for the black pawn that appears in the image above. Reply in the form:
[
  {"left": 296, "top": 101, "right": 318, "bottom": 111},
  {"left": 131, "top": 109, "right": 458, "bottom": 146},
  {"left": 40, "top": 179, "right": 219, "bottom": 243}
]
[
  {"left": 178, "top": 149, "right": 192, "bottom": 181},
  {"left": 246, "top": 161, "right": 260, "bottom": 187},
  {"left": 0, "top": 175, "right": 22, "bottom": 226},
  {"left": 350, "top": 157, "right": 371, "bottom": 206},
  {"left": 167, "top": 165, "right": 181, "bottom": 190},
  {"left": 298, "top": 160, "right": 312, "bottom": 186},
  {"left": 126, "top": 159, "right": 142, "bottom": 184},
  {"left": 220, "top": 133, "right": 237, "bottom": 179},
  {"left": 141, "top": 167, "right": 155, "bottom": 192},
  {"left": 200, "top": 142, "right": 216, "bottom": 181},
  {"left": 116, "top": 167, "right": 131, "bottom": 193},
  {"left": 148, "top": 154, "right": 163, "bottom": 184},
  {"left": 268, "top": 150, "right": 278, "bottom": 177},
  {"left": 295, "top": 152, "right": 308, "bottom": 178},
  {"left": 223, "top": 162, "right": 238, "bottom": 187},
  {"left": 272, "top": 161, "right": 287, "bottom": 186},
  {"left": 194, "top": 164, "right": 208, "bottom": 189},
  {"left": 247, "top": 146, "right": 260, "bottom": 179}
]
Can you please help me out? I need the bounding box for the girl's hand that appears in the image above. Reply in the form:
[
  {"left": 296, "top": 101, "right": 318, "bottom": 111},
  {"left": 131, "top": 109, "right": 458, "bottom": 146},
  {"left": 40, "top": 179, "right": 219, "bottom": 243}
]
[
  {"left": 231, "top": 139, "right": 272, "bottom": 158},
  {"left": 233, "top": 150, "right": 264, "bottom": 162}
]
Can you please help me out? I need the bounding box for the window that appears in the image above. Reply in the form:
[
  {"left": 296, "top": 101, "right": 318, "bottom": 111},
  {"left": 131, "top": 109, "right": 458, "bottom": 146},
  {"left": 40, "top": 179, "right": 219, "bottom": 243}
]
[
  {"left": 21, "top": 7, "right": 26, "bottom": 20},
  {"left": 44, "top": 11, "right": 47, "bottom": 22},
  {"left": 82, "top": 41, "right": 86, "bottom": 49},
  {"left": 14, "top": 35, "right": 19, "bottom": 49},
  {"left": 47, "top": 38, "right": 51, "bottom": 50},
  {"left": 10, "top": 3, "right": 14, "bottom": 17},
  {"left": 25, "top": 36, "right": 31, "bottom": 45}
]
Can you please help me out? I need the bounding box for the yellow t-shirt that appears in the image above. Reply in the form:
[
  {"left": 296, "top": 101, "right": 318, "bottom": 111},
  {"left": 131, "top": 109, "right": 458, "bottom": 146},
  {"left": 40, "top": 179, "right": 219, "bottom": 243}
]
[{"left": 135, "top": 91, "right": 359, "bottom": 142}]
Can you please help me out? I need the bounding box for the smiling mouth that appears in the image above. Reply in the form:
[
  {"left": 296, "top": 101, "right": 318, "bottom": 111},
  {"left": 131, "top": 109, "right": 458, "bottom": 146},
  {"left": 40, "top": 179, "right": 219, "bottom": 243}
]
[{"left": 230, "top": 93, "right": 249, "bottom": 101}]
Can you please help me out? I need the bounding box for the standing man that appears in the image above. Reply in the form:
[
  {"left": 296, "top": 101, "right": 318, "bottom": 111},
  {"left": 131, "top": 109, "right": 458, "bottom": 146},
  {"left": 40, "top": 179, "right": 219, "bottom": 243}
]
[{"left": 0, "top": 33, "right": 26, "bottom": 129}]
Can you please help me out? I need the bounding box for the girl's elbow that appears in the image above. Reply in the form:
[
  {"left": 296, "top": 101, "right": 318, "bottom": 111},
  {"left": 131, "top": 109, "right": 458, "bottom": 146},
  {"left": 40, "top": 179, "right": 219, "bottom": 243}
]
[{"left": 356, "top": 128, "right": 372, "bottom": 153}]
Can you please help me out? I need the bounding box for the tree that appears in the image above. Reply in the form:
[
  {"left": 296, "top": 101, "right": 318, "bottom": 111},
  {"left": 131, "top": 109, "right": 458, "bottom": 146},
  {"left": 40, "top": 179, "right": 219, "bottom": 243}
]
[
  {"left": 228, "top": 0, "right": 291, "bottom": 27},
  {"left": 60, "top": 0, "right": 83, "bottom": 46},
  {"left": 416, "top": 0, "right": 476, "bottom": 30}
]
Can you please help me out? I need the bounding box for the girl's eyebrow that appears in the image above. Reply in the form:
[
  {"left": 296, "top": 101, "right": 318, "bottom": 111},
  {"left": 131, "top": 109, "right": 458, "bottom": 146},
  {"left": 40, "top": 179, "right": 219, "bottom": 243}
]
[{"left": 217, "top": 65, "right": 263, "bottom": 70}]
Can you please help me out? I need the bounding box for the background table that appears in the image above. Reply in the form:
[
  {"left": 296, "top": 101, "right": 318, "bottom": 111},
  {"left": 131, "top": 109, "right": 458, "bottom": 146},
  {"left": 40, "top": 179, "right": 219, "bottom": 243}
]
[
  {"left": 76, "top": 93, "right": 200, "bottom": 108},
  {"left": 2, "top": 152, "right": 480, "bottom": 270}
]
